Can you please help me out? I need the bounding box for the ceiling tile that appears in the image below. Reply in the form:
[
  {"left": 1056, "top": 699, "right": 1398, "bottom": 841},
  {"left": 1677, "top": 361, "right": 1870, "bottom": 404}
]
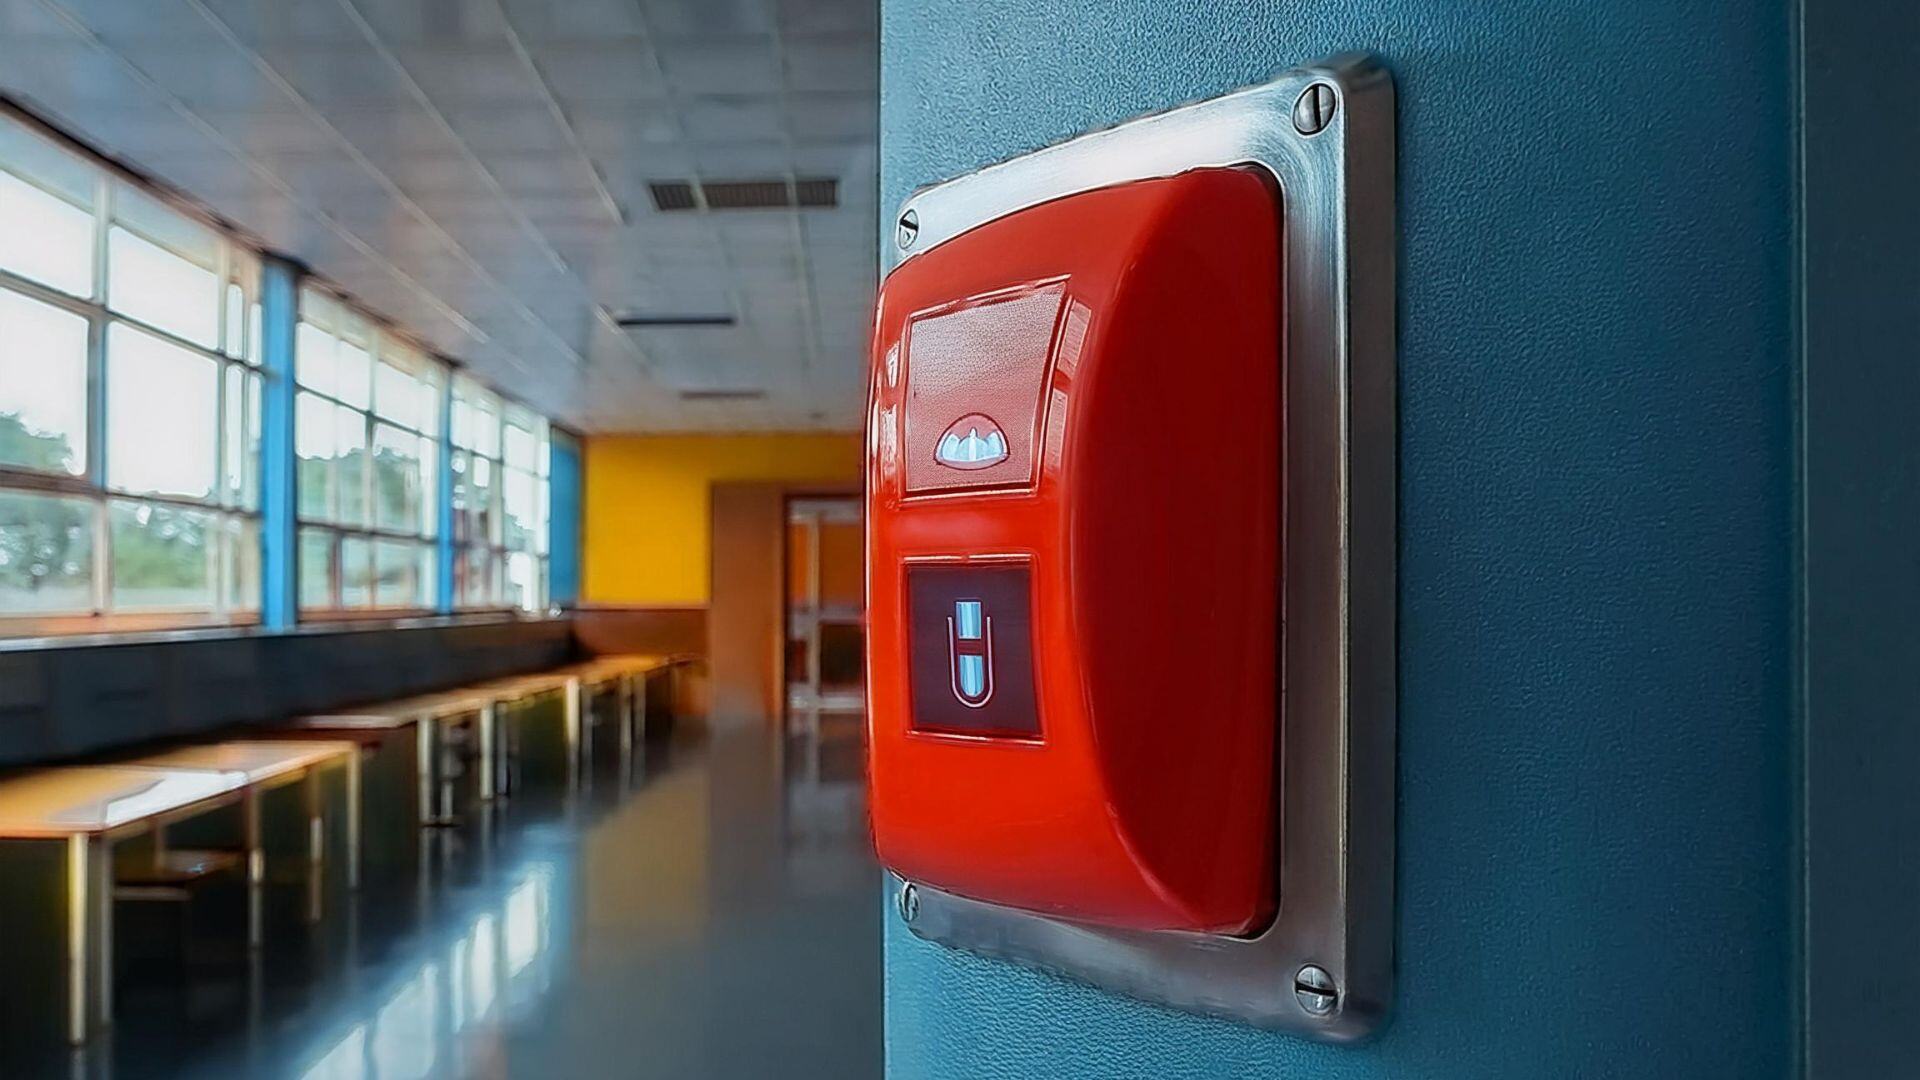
[
  {"left": 576, "top": 98, "right": 681, "bottom": 136},
  {"left": 689, "top": 139, "right": 790, "bottom": 175},
  {"left": 437, "top": 103, "right": 571, "bottom": 155},
  {"left": 681, "top": 96, "right": 787, "bottom": 143},
  {"left": 194, "top": 0, "right": 365, "bottom": 47},
  {"left": 394, "top": 44, "right": 536, "bottom": 108},
  {"left": 500, "top": 0, "right": 644, "bottom": 43},
  {"left": 641, "top": 0, "right": 775, "bottom": 38},
  {"left": 537, "top": 43, "right": 669, "bottom": 102},
  {"left": 788, "top": 93, "right": 875, "bottom": 141},
  {"left": 657, "top": 37, "right": 781, "bottom": 96},
  {"left": 784, "top": 36, "right": 875, "bottom": 94},
  {"left": 774, "top": 0, "right": 877, "bottom": 37},
  {"left": 262, "top": 45, "right": 412, "bottom": 106},
  {"left": 348, "top": 0, "right": 505, "bottom": 45},
  {"left": 478, "top": 151, "right": 602, "bottom": 197},
  {"left": 325, "top": 105, "right": 459, "bottom": 154}
]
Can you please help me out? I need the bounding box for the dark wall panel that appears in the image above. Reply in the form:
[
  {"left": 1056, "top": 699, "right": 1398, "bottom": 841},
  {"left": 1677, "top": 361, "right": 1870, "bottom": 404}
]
[
  {"left": 0, "top": 618, "right": 575, "bottom": 766},
  {"left": 573, "top": 605, "right": 707, "bottom": 658},
  {"left": 1803, "top": 2, "right": 1920, "bottom": 1075}
]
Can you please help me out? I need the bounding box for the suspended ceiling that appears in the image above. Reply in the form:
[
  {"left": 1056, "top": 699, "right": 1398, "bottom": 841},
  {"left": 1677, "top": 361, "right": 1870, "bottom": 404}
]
[{"left": 0, "top": 0, "right": 878, "bottom": 432}]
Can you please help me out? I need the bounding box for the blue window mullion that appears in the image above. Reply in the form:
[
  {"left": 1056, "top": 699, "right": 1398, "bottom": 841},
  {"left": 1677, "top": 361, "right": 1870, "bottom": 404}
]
[
  {"left": 548, "top": 429, "right": 581, "bottom": 609},
  {"left": 436, "top": 372, "right": 454, "bottom": 612},
  {"left": 257, "top": 256, "right": 299, "bottom": 629}
]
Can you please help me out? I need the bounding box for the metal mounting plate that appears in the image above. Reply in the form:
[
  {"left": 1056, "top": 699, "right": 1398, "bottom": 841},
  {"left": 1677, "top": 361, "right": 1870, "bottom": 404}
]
[{"left": 884, "top": 53, "right": 1397, "bottom": 1040}]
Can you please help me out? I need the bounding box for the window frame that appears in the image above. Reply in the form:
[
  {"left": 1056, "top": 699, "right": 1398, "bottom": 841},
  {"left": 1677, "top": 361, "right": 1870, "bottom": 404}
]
[
  {"left": 293, "top": 285, "right": 444, "bottom": 619},
  {"left": 0, "top": 103, "right": 570, "bottom": 639},
  {"left": 451, "top": 377, "right": 550, "bottom": 614},
  {"left": 0, "top": 120, "right": 264, "bottom": 637}
]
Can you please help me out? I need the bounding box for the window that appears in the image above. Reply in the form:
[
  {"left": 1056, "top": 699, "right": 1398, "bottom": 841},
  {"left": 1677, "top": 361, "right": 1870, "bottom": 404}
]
[
  {"left": 0, "top": 112, "right": 261, "bottom": 630},
  {"left": 295, "top": 286, "right": 442, "bottom": 614},
  {"left": 452, "top": 377, "right": 548, "bottom": 613}
]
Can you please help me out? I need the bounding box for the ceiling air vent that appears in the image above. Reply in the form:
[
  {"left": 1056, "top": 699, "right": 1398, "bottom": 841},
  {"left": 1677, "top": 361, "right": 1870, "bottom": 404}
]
[
  {"left": 615, "top": 314, "right": 737, "bottom": 328},
  {"left": 679, "top": 388, "right": 767, "bottom": 402},
  {"left": 647, "top": 177, "right": 841, "bottom": 212},
  {"left": 647, "top": 180, "right": 698, "bottom": 211},
  {"left": 794, "top": 177, "right": 839, "bottom": 207},
  {"left": 702, "top": 179, "right": 791, "bottom": 209}
]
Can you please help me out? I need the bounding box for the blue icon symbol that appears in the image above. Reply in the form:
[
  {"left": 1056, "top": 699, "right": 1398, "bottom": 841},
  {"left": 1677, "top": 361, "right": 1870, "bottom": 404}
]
[
  {"left": 934, "top": 413, "right": 1009, "bottom": 471},
  {"left": 948, "top": 599, "right": 994, "bottom": 707}
]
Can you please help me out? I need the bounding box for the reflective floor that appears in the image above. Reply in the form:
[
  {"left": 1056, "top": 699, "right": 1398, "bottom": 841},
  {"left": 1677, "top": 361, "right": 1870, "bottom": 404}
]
[{"left": 30, "top": 718, "right": 881, "bottom": 1079}]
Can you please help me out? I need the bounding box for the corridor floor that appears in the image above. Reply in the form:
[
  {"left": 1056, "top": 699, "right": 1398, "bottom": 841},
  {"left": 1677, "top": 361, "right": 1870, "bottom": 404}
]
[{"left": 44, "top": 721, "right": 881, "bottom": 1079}]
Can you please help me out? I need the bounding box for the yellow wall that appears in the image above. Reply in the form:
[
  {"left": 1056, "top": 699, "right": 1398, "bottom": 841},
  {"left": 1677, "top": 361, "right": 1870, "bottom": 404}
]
[{"left": 583, "top": 433, "right": 862, "bottom": 605}]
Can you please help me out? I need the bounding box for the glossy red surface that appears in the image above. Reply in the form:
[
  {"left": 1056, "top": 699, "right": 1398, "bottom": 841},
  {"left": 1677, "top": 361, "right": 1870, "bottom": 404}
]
[{"left": 866, "top": 168, "right": 1283, "bottom": 934}]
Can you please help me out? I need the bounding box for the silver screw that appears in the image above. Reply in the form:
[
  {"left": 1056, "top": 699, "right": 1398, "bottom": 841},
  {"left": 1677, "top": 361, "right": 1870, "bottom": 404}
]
[
  {"left": 897, "top": 881, "right": 920, "bottom": 923},
  {"left": 1293, "top": 83, "right": 1337, "bottom": 135},
  {"left": 1294, "top": 964, "right": 1337, "bottom": 1016},
  {"left": 897, "top": 208, "right": 919, "bottom": 251}
]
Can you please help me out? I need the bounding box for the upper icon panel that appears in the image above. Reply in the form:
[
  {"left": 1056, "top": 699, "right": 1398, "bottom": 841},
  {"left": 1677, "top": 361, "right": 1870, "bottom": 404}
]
[{"left": 901, "top": 281, "right": 1063, "bottom": 496}]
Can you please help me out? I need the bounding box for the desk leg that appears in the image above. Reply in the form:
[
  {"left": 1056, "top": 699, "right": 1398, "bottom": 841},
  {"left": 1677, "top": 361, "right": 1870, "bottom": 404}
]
[
  {"left": 303, "top": 770, "right": 324, "bottom": 923},
  {"left": 439, "top": 719, "right": 457, "bottom": 823},
  {"left": 493, "top": 701, "right": 512, "bottom": 798},
  {"left": 564, "top": 677, "right": 584, "bottom": 787},
  {"left": 416, "top": 718, "right": 438, "bottom": 826},
  {"left": 636, "top": 673, "right": 650, "bottom": 750},
  {"left": 581, "top": 682, "right": 595, "bottom": 789},
  {"left": 243, "top": 787, "right": 265, "bottom": 949},
  {"left": 346, "top": 751, "right": 363, "bottom": 890},
  {"left": 478, "top": 703, "right": 497, "bottom": 802},
  {"left": 501, "top": 701, "right": 516, "bottom": 796},
  {"left": 619, "top": 677, "right": 635, "bottom": 761},
  {"left": 65, "top": 834, "right": 111, "bottom": 1045}
]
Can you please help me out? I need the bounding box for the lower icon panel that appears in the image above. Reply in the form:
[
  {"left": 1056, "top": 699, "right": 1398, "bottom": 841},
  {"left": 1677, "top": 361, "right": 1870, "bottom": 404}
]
[{"left": 907, "top": 563, "right": 1040, "bottom": 738}]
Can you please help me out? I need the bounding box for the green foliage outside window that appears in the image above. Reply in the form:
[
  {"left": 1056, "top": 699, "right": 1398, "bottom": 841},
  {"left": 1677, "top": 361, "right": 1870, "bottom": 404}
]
[{"left": 0, "top": 414, "right": 87, "bottom": 600}]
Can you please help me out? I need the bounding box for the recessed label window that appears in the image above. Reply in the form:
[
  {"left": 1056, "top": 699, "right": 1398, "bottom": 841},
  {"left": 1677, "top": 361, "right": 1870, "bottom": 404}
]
[{"left": 907, "top": 563, "right": 1040, "bottom": 738}]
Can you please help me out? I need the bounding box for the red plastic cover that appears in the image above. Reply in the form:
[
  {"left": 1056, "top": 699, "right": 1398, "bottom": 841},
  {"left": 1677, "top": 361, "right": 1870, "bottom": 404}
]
[{"left": 866, "top": 168, "right": 1282, "bottom": 934}]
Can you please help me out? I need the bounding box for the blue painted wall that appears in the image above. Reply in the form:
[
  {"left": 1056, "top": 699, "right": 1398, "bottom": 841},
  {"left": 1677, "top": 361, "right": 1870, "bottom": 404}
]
[{"left": 880, "top": 2, "right": 1797, "bottom": 1077}]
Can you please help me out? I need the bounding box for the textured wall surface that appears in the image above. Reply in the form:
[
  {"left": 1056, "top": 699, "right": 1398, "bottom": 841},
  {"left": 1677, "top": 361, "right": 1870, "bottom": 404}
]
[{"left": 880, "top": 2, "right": 1796, "bottom": 1077}]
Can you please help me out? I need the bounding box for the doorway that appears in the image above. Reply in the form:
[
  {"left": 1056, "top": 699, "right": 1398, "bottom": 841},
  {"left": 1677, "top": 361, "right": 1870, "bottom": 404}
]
[{"left": 785, "top": 495, "right": 865, "bottom": 727}]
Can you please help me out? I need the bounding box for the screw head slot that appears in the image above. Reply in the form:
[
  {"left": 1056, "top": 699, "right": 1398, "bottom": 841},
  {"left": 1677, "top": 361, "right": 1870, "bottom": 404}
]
[
  {"left": 897, "top": 209, "right": 920, "bottom": 251},
  {"left": 897, "top": 882, "right": 920, "bottom": 923},
  {"left": 1294, "top": 964, "right": 1338, "bottom": 1016},
  {"left": 1292, "top": 83, "right": 1337, "bottom": 135}
]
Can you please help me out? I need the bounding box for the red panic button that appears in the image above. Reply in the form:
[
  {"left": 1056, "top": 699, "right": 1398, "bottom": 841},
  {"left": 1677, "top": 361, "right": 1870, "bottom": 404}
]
[{"left": 866, "top": 168, "right": 1282, "bottom": 935}]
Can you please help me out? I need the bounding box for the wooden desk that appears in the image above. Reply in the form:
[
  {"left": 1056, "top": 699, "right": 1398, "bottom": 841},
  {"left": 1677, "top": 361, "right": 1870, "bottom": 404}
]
[
  {"left": 480, "top": 655, "right": 670, "bottom": 787},
  {"left": 291, "top": 705, "right": 470, "bottom": 827},
  {"left": 282, "top": 656, "right": 684, "bottom": 819},
  {"left": 582, "top": 655, "right": 668, "bottom": 778},
  {"left": 127, "top": 740, "right": 361, "bottom": 891},
  {"left": 0, "top": 766, "right": 249, "bottom": 839},
  {"left": 0, "top": 765, "right": 257, "bottom": 1045},
  {"left": 575, "top": 655, "right": 671, "bottom": 768},
  {"left": 131, "top": 740, "right": 355, "bottom": 785},
  {"left": 396, "top": 687, "right": 498, "bottom": 721},
  {"left": 293, "top": 684, "right": 517, "bottom": 822},
  {"left": 284, "top": 712, "right": 412, "bottom": 735}
]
